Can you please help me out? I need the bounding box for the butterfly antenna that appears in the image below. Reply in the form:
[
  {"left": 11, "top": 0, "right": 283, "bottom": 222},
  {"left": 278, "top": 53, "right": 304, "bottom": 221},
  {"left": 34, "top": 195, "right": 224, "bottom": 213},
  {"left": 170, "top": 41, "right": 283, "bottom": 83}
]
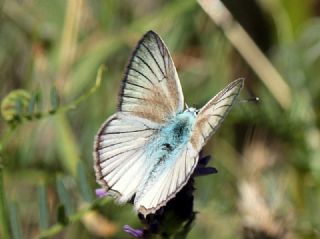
[
  {"left": 238, "top": 97, "right": 260, "bottom": 104},
  {"left": 185, "top": 103, "right": 189, "bottom": 109}
]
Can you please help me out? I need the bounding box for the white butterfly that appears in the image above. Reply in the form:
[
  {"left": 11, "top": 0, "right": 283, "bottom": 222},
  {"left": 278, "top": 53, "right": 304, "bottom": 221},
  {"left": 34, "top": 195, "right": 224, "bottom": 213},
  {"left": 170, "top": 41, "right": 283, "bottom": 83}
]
[{"left": 94, "top": 30, "right": 244, "bottom": 216}]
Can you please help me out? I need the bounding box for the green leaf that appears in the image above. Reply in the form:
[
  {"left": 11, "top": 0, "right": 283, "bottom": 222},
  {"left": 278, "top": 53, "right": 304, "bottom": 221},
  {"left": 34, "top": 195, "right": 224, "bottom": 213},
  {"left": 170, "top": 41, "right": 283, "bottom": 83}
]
[
  {"left": 34, "top": 92, "right": 42, "bottom": 118},
  {"left": 77, "top": 161, "right": 94, "bottom": 203},
  {"left": 37, "top": 185, "right": 49, "bottom": 230},
  {"left": 0, "top": 166, "right": 10, "bottom": 239},
  {"left": 9, "top": 202, "right": 23, "bottom": 239},
  {"left": 0, "top": 89, "right": 31, "bottom": 123},
  {"left": 56, "top": 176, "right": 74, "bottom": 216},
  {"left": 49, "top": 86, "right": 59, "bottom": 114},
  {"left": 27, "top": 93, "right": 37, "bottom": 118}
]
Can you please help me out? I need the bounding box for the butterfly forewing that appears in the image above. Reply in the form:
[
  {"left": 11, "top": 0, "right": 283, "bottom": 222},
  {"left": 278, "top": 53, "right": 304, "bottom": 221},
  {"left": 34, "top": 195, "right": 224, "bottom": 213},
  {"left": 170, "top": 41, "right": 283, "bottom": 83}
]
[
  {"left": 95, "top": 31, "right": 184, "bottom": 204},
  {"left": 119, "top": 31, "right": 184, "bottom": 123},
  {"left": 190, "top": 79, "right": 244, "bottom": 151}
]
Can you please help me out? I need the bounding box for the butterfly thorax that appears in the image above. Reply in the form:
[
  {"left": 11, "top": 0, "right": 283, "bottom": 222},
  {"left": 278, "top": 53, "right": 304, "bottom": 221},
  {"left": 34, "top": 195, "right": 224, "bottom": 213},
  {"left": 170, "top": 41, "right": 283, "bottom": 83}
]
[
  {"left": 146, "top": 110, "right": 197, "bottom": 162},
  {"left": 161, "top": 110, "right": 196, "bottom": 148}
]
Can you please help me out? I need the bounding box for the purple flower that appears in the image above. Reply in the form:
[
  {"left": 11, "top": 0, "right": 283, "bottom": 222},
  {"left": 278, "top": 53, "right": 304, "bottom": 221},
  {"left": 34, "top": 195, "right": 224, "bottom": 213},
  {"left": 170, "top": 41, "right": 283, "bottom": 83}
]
[
  {"left": 123, "top": 224, "right": 144, "bottom": 238},
  {"left": 193, "top": 155, "right": 218, "bottom": 177},
  {"left": 95, "top": 188, "right": 108, "bottom": 198},
  {"left": 194, "top": 166, "right": 218, "bottom": 176}
]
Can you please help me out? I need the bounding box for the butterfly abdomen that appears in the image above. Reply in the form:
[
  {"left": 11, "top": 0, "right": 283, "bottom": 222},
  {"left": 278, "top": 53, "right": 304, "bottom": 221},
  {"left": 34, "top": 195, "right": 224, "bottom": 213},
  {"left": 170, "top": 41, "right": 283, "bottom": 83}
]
[{"left": 134, "top": 111, "right": 197, "bottom": 208}]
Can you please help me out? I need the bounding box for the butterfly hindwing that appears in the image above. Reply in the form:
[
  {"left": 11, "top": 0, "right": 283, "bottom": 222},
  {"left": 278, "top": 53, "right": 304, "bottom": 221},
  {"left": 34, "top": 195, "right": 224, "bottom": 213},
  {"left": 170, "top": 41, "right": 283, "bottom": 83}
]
[
  {"left": 119, "top": 31, "right": 184, "bottom": 123},
  {"left": 94, "top": 112, "right": 158, "bottom": 202},
  {"left": 190, "top": 79, "right": 244, "bottom": 151},
  {"left": 134, "top": 142, "right": 199, "bottom": 216}
]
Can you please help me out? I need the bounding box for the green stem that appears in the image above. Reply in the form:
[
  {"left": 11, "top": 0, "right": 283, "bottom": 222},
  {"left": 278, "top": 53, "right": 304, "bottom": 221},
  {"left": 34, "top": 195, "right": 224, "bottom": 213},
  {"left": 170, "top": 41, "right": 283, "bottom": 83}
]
[
  {"left": 22, "top": 65, "right": 105, "bottom": 122},
  {"left": 61, "top": 65, "right": 105, "bottom": 112},
  {"left": 0, "top": 166, "right": 11, "bottom": 239},
  {"left": 0, "top": 127, "right": 16, "bottom": 154},
  {"left": 35, "top": 199, "right": 109, "bottom": 239}
]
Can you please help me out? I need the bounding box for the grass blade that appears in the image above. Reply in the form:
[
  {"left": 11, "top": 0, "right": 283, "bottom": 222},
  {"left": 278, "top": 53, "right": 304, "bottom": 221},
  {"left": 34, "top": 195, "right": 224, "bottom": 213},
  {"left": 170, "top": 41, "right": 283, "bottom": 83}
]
[
  {"left": 56, "top": 176, "right": 74, "bottom": 216},
  {"left": 77, "top": 161, "right": 94, "bottom": 203},
  {"left": 37, "top": 185, "right": 49, "bottom": 230},
  {"left": 9, "top": 202, "right": 23, "bottom": 239}
]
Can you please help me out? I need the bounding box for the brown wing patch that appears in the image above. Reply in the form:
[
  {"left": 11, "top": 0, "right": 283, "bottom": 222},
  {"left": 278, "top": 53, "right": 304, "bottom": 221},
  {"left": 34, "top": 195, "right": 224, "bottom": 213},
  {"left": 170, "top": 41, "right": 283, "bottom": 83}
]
[
  {"left": 190, "top": 79, "right": 244, "bottom": 151},
  {"left": 126, "top": 83, "right": 174, "bottom": 123},
  {"left": 118, "top": 31, "right": 184, "bottom": 124}
]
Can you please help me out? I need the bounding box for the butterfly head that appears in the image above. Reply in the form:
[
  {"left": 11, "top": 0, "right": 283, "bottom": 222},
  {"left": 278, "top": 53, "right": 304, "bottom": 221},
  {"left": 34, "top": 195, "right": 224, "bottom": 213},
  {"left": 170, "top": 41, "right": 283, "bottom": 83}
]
[{"left": 185, "top": 104, "right": 199, "bottom": 117}]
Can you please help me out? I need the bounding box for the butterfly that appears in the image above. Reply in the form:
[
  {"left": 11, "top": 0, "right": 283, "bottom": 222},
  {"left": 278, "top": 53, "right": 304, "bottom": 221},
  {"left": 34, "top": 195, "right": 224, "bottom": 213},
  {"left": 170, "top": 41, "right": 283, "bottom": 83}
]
[{"left": 94, "top": 30, "right": 244, "bottom": 216}]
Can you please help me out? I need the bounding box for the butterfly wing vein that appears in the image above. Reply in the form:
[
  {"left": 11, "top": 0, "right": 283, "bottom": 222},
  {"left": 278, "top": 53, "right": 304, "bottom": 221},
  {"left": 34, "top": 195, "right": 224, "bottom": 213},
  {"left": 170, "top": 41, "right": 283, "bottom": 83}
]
[{"left": 94, "top": 30, "right": 244, "bottom": 216}]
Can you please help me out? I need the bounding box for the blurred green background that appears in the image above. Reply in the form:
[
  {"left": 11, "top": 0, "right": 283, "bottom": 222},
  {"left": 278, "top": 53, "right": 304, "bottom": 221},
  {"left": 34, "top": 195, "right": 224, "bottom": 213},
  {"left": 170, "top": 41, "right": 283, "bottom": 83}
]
[{"left": 0, "top": 0, "right": 320, "bottom": 238}]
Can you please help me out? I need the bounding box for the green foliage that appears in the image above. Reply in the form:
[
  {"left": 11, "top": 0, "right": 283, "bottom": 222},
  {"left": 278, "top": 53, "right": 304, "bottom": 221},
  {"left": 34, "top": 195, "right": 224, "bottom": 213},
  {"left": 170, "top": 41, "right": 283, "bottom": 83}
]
[
  {"left": 37, "top": 185, "right": 49, "bottom": 230},
  {"left": 1, "top": 90, "right": 31, "bottom": 127},
  {"left": 56, "top": 176, "right": 74, "bottom": 216},
  {"left": 49, "top": 86, "right": 60, "bottom": 114},
  {"left": 0, "top": 88, "right": 60, "bottom": 128},
  {"left": 77, "top": 161, "right": 94, "bottom": 203}
]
